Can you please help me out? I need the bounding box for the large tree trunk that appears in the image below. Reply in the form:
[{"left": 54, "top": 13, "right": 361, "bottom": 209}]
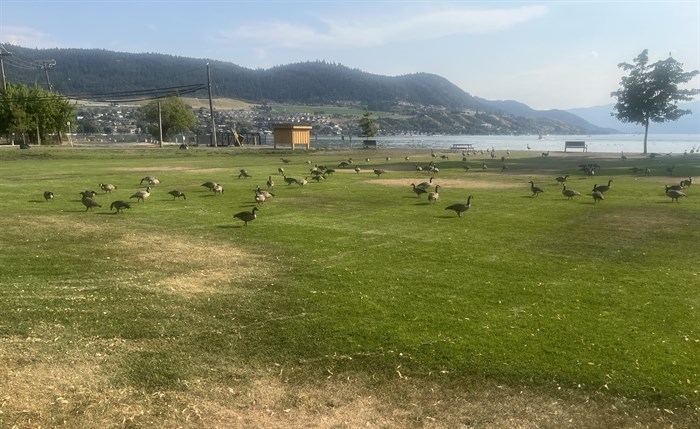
[{"left": 643, "top": 117, "right": 650, "bottom": 154}]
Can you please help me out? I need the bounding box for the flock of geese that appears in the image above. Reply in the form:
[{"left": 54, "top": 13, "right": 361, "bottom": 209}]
[{"left": 41, "top": 154, "right": 693, "bottom": 226}]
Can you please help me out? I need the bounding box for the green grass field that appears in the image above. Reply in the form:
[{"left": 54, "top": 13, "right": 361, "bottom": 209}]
[{"left": 1, "top": 145, "right": 699, "bottom": 428}]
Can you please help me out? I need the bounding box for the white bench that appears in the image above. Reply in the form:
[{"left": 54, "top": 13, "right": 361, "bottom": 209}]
[
  {"left": 450, "top": 143, "right": 474, "bottom": 153},
  {"left": 565, "top": 141, "right": 587, "bottom": 152}
]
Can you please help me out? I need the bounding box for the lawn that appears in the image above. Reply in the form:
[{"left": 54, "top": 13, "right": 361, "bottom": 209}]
[{"left": 1, "top": 145, "right": 699, "bottom": 428}]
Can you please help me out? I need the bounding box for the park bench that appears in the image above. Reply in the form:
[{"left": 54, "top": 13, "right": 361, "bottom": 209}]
[
  {"left": 564, "top": 140, "right": 587, "bottom": 152},
  {"left": 363, "top": 140, "right": 377, "bottom": 149},
  {"left": 450, "top": 143, "right": 474, "bottom": 153}
]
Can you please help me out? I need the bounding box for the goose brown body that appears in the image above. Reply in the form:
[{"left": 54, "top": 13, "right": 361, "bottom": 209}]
[
  {"left": 234, "top": 207, "right": 258, "bottom": 226},
  {"left": 445, "top": 196, "right": 473, "bottom": 217}
]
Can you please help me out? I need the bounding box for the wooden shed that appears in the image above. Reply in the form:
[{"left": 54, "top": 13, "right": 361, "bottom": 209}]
[{"left": 273, "top": 124, "right": 312, "bottom": 150}]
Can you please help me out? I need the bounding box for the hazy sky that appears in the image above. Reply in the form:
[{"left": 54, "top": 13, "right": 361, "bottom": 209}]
[{"left": 1, "top": 1, "right": 698, "bottom": 110}]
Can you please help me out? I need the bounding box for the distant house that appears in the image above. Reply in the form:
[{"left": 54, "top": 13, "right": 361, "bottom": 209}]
[{"left": 273, "top": 124, "right": 312, "bottom": 150}]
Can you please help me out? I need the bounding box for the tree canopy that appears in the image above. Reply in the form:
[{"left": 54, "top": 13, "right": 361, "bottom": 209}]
[
  {"left": 0, "top": 83, "right": 75, "bottom": 145},
  {"left": 138, "top": 96, "right": 196, "bottom": 142},
  {"left": 358, "top": 109, "right": 378, "bottom": 138},
  {"left": 611, "top": 50, "right": 699, "bottom": 153}
]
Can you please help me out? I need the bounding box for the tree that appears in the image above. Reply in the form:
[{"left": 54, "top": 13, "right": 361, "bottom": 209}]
[
  {"left": 139, "top": 96, "right": 196, "bottom": 142},
  {"left": 611, "top": 50, "right": 699, "bottom": 154},
  {"left": 0, "top": 83, "right": 75, "bottom": 145},
  {"left": 358, "top": 109, "right": 378, "bottom": 138}
]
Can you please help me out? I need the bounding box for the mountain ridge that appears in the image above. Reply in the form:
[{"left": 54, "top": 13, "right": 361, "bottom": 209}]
[{"left": 6, "top": 44, "right": 683, "bottom": 134}]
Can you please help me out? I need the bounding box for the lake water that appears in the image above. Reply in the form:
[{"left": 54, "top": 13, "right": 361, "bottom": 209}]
[{"left": 310, "top": 134, "right": 700, "bottom": 155}]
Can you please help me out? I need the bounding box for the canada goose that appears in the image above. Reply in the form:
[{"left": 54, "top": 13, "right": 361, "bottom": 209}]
[
  {"left": 80, "top": 190, "right": 97, "bottom": 198},
  {"left": 373, "top": 169, "right": 386, "bottom": 177},
  {"left": 428, "top": 185, "right": 440, "bottom": 203},
  {"left": 411, "top": 183, "right": 428, "bottom": 197},
  {"left": 298, "top": 177, "right": 308, "bottom": 186},
  {"left": 212, "top": 184, "right": 224, "bottom": 194},
  {"left": 43, "top": 191, "right": 54, "bottom": 202},
  {"left": 529, "top": 181, "right": 544, "bottom": 197},
  {"left": 555, "top": 175, "right": 569, "bottom": 184},
  {"left": 561, "top": 185, "right": 581, "bottom": 200},
  {"left": 666, "top": 189, "right": 687, "bottom": 202},
  {"left": 666, "top": 184, "right": 683, "bottom": 192},
  {"left": 278, "top": 167, "right": 285, "bottom": 175},
  {"left": 81, "top": 196, "right": 101, "bottom": 211},
  {"left": 255, "top": 189, "right": 274, "bottom": 199},
  {"left": 445, "top": 195, "right": 473, "bottom": 217},
  {"left": 593, "top": 179, "right": 613, "bottom": 193},
  {"left": 267, "top": 176, "right": 274, "bottom": 188},
  {"left": 234, "top": 207, "right": 258, "bottom": 226},
  {"left": 99, "top": 183, "right": 117, "bottom": 193},
  {"left": 255, "top": 193, "right": 267, "bottom": 204},
  {"left": 337, "top": 161, "right": 351, "bottom": 168},
  {"left": 415, "top": 165, "right": 423, "bottom": 172},
  {"left": 283, "top": 175, "right": 299, "bottom": 185},
  {"left": 129, "top": 186, "right": 151, "bottom": 202},
  {"left": 680, "top": 177, "right": 693, "bottom": 188},
  {"left": 201, "top": 181, "right": 218, "bottom": 190},
  {"left": 168, "top": 190, "right": 186, "bottom": 200},
  {"left": 110, "top": 200, "right": 131, "bottom": 213},
  {"left": 281, "top": 158, "right": 291, "bottom": 164},
  {"left": 416, "top": 177, "right": 434, "bottom": 190},
  {"left": 354, "top": 166, "right": 361, "bottom": 173},
  {"left": 238, "top": 169, "right": 251, "bottom": 179},
  {"left": 541, "top": 151, "right": 550, "bottom": 157},
  {"left": 592, "top": 190, "right": 604, "bottom": 204},
  {"left": 140, "top": 176, "right": 160, "bottom": 186}
]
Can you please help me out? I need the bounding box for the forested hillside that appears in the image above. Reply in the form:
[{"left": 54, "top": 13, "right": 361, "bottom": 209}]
[{"left": 2, "top": 44, "right": 611, "bottom": 135}]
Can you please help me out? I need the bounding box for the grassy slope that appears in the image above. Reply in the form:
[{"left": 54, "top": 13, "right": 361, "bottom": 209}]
[{"left": 0, "top": 146, "right": 699, "bottom": 427}]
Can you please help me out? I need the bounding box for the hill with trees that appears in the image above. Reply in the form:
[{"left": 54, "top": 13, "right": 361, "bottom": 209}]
[{"left": 2, "top": 44, "right": 613, "bottom": 135}]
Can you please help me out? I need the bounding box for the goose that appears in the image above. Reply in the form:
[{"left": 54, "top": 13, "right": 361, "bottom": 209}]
[
  {"left": 267, "top": 176, "right": 274, "bottom": 189},
  {"left": 255, "top": 188, "right": 274, "bottom": 199},
  {"left": 201, "top": 181, "right": 218, "bottom": 190},
  {"left": 415, "top": 177, "right": 434, "bottom": 190},
  {"left": 278, "top": 167, "right": 285, "bottom": 175},
  {"left": 411, "top": 183, "right": 428, "bottom": 197},
  {"left": 283, "top": 175, "right": 299, "bottom": 185},
  {"left": 99, "top": 183, "right": 117, "bottom": 193},
  {"left": 337, "top": 161, "right": 351, "bottom": 168},
  {"left": 43, "top": 191, "right": 54, "bottom": 202},
  {"left": 666, "top": 189, "right": 687, "bottom": 202},
  {"left": 529, "top": 181, "right": 544, "bottom": 197},
  {"left": 238, "top": 169, "right": 251, "bottom": 179},
  {"left": 561, "top": 185, "right": 581, "bottom": 200},
  {"left": 445, "top": 195, "right": 473, "bottom": 217},
  {"left": 168, "top": 190, "right": 186, "bottom": 200},
  {"left": 81, "top": 196, "right": 101, "bottom": 211},
  {"left": 298, "top": 177, "right": 308, "bottom": 186},
  {"left": 593, "top": 179, "right": 613, "bottom": 193},
  {"left": 234, "top": 207, "right": 258, "bottom": 226},
  {"left": 373, "top": 169, "right": 386, "bottom": 177},
  {"left": 140, "top": 176, "right": 160, "bottom": 186},
  {"left": 80, "top": 190, "right": 97, "bottom": 198},
  {"left": 666, "top": 184, "right": 682, "bottom": 192},
  {"left": 110, "top": 200, "right": 131, "bottom": 213},
  {"left": 129, "top": 186, "right": 151, "bottom": 202},
  {"left": 415, "top": 165, "right": 423, "bottom": 172},
  {"left": 680, "top": 177, "right": 692, "bottom": 188},
  {"left": 354, "top": 166, "right": 361, "bottom": 173},
  {"left": 212, "top": 184, "right": 224, "bottom": 194},
  {"left": 592, "top": 190, "right": 604, "bottom": 204},
  {"left": 281, "top": 158, "right": 291, "bottom": 164},
  {"left": 555, "top": 175, "right": 569, "bottom": 184},
  {"left": 428, "top": 185, "right": 440, "bottom": 203},
  {"left": 255, "top": 192, "right": 267, "bottom": 204}
]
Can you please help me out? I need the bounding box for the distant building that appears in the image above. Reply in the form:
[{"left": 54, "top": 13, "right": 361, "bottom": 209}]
[{"left": 273, "top": 124, "right": 312, "bottom": 150}]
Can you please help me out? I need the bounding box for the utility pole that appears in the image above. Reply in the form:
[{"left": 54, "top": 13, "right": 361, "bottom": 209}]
[
  {"left": 35, "top": 60, "right": 56, "bottom": 91},
  {"left": 0, "top": 45, "right": 11, "bottom": 90},
  {"left": 207, "top": 63, "right": 217, "bottom": 147}
]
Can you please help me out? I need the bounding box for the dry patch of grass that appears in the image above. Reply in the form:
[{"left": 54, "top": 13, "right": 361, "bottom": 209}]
[
  {"left": 2, "top": 347, "right": 692, "bottom": 429},
  {"left": 113, "top": 166, "right": 232, "bottom": 174}
]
